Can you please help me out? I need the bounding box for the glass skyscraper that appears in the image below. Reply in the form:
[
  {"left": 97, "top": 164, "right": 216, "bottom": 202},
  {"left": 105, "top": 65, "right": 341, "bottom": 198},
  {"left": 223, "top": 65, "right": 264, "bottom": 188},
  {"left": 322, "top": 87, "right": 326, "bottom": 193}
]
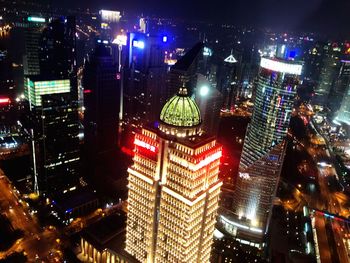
[
  {"left": 219, "top": 57, "right": 302, "bottom": 245},
  {"left": 24, "top": 77, "right": 80, "bottom": 195}
]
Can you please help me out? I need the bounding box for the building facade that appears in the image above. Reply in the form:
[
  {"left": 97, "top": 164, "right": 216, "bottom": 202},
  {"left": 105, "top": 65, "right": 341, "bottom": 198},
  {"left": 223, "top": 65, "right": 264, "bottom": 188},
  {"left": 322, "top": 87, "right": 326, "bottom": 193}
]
[
  {"left": 125, "top": 88, "right": 222, "bottom": 263},
  {"left": 24, "top": 77, "right": 80, "bottom": 195}
]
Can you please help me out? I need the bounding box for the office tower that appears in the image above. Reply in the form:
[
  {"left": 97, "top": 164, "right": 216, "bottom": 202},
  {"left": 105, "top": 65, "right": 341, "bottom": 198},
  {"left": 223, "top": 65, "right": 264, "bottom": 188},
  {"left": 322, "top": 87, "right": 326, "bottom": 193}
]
[
  {"left": 39, "top": 16, "right": 77, "bottom": 98},
  {"left": 125, "top": 88, "right": 222, "bottom": 263},
  {"left": 195, "top": 74, "right": 223, "bottom": 135},
  {"left": 219, "top": 57, "right": 302, "bottom": 245},
  {"left": 310, "top": 43, "right": 339, "bottom": 106},
  {"left": 123, "top": 32, "right": 166, "bottom": 127},
  {"left": 335, "top": 59, "right": 350, "bottom": 124},
  {"left": 83, "top": 43, "right": 119, "bottom": 173},
  {"left": 145, "top": 67, "right": 167, "bottom": 123},
  {"left": 329, "top": 58, "right": 350, "bottom": 112},
  {"left": 23, "top": 16, "right": 47, "bottom": 76},
  {"left": 303, "top": 41, "right": 326, "bottom": 83},
  {"left": 99, "top": 9, "right": 121, "bottom": 40},
  {"left": 237, "top": 46, "right": 260, "bottom": 97},
  {"left": 335, "top": 82, "right": 350, "bottom": 125},
  {"left": 24, "top": 77, "right": 80, "bottom": 194},
  {"left": 217, "top": 51, "right": 238, "bottom": 110},
  {"left": 167, "top": 42, "right": 204, "bottom": 98}
]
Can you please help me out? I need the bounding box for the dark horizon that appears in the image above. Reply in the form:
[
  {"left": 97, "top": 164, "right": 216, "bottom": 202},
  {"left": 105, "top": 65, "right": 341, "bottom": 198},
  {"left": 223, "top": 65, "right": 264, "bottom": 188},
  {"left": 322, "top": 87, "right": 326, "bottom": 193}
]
[{"left": 50, "top": 0, "right": 350, "bottom": 36}]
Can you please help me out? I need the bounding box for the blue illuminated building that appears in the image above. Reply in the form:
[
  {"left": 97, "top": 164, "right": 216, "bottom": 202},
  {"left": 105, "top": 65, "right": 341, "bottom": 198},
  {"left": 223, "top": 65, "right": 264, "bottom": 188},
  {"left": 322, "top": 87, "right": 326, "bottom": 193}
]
[{"left": 123, "top": 32, "right": 167, "bottom": 127}]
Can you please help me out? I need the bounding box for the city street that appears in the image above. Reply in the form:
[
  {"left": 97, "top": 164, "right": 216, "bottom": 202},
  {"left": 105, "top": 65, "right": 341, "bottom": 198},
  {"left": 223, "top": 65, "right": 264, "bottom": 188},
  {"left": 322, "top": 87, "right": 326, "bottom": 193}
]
[
  {"left": 305, "top": 123, "right": 350, "bottom": 263},
  {"left": 0, "top": 169, "right": 61, "bottom": 262}
]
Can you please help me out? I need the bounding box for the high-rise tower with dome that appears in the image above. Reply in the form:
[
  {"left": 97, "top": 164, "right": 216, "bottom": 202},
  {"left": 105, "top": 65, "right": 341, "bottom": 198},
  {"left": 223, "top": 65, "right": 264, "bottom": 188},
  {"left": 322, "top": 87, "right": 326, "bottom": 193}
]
[{"left": 125, "top": 87, "right": 222, "bottom": 263}]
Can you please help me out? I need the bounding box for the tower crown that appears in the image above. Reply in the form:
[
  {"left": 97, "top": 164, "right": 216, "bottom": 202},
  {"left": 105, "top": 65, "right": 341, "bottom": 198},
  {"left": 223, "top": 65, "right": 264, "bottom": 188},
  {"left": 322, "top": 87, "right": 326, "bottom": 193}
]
[
  {"left": 159, "top": 87, "right": 201, "bottom": 137},
  {"left": 160, "top": 88, "right": 201, "bottom": 127}
]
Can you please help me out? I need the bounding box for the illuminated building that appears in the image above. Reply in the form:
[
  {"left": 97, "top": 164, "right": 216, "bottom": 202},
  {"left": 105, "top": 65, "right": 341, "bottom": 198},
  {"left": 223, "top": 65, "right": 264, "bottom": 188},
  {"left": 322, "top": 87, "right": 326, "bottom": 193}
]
[
  {"left": 219, "top": 57, "right": 302, "bottom": 245},
  {"left": 38, "top": 16, "right": 78, "bottom": 99},
  {"left": 310, "top": 42, "right": 339, "bottom": 107},
  {"left": 24, "top": 76, "right": 80, "bottom": 195},
  {"left": 99, "top": 10, "right": 121, "bottom": 23},
  {"left": 167, "top": 42, "right": 203, "bottom": 98},
  {"left": 217, "top": 50, "right": 238, "bottom": 110},
  {"left": 123, "top": 32, "right": 166, "bottom": 128},
  {"left": 195, "top": 75, "right": 223, "bottom": 135},
  {"left": 125, "top": 87, "right": 222, "bottom": 263},
  {"left": 329, "top": 58, "right": 350, "bottom": 112},
  {"left": 99, "top": 10, "right": 121, "bottom": 40},
  {"left": 23, "top": 16, "right": 46, "bottom": 76},
  {"left": 25, "top": 78, "right": 70, "bottom": 107},
  {"left": 335, "top": 64, "right": 350, "bottom": 125},
  {"left": 139, "top": 17, "right": 147, "bottom": 33}
]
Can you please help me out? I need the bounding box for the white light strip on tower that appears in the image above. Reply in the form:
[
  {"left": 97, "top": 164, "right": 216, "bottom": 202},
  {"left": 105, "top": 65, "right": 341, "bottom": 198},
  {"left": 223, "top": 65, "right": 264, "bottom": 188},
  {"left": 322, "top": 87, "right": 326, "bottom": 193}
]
[
  {"left": 163, "top": 187, "right": 206, "bottom": 206},
  {"left": 260, "top": 57, "right": 302, "bottom": 75},
  {"left": 170, "top": 151, "right": 222, "bottom": 171},
  {"left": 128, "top": 168, "right": 154, "bottom": 184}
]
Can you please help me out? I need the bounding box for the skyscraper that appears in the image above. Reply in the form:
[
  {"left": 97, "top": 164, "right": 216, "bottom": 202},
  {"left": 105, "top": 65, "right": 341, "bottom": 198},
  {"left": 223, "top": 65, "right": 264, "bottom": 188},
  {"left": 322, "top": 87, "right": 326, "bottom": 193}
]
[
  {"left": 335, "top": 61, "right": 350, "bottom": 125},
  {"left": 24, "top": 77, "right": 80, "bottom": 194},
  {"left": 310, "top": 42, "right": 339, "bottom": 107},
  {"left": 23, "top": 16, "right": 46, "bottom": 76},
  {"left": 83, "top": 43, "right": 119, "bottom": 157},
  {"left": 219, "top": 57, "right": 302, "bottom": 245},
  {"left": 123, "top": 32, "right": 166, "bottom": 127},
  {"left": 329, "top": 58, "right": 350, "bottom": 113},
  {"left": 125, "top": 88, "right": 222, "bottom": 263},
  {"left": 195, "top": 74, "right": 223, "bottom": 135},
  {"left": 218, "top": 51, "right": 238, "bottom": 111},
  {"left": 39, "top": 16, "right": 77, "bottom": 98},
  {"left": 167, "top": 42, "right": 204, "bottom": 99}
]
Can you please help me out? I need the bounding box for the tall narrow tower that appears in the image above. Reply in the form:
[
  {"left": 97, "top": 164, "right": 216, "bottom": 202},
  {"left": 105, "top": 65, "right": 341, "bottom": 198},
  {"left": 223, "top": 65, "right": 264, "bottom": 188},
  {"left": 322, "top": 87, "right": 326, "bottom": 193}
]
[
  {"left": 219, "top": 57, "right": 302, "bottom": 245},
  {"left": 125, "top": 88, "right": 222, "bottom": 263}
]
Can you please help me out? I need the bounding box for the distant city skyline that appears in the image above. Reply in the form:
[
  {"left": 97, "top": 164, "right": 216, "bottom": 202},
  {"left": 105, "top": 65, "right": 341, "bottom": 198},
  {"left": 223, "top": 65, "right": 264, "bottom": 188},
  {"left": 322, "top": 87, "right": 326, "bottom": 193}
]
[{"left": 51, "top": 0, "right": 350, "bottom": 36}]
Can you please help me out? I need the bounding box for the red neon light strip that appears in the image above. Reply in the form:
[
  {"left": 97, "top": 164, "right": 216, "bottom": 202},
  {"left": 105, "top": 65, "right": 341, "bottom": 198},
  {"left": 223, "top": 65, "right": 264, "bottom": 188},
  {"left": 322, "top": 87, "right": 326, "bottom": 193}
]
[
  {"left": 134, "top": 138, "right": 156, "bottom": 152},
  {"left": 0, "top": 98, "right": 10, "bottom": 104}
]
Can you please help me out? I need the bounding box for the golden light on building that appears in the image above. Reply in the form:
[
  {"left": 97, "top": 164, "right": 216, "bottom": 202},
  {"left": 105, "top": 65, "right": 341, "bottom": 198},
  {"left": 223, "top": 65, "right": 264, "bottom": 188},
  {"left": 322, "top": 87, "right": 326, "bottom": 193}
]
[{"left": 125, "top": 88, "right": 222, "bottom": 263}]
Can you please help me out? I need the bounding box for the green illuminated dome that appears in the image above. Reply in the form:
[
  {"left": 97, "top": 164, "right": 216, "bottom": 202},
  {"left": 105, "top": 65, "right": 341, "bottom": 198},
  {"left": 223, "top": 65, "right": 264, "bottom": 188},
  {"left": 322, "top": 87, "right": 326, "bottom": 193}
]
[
  {"left": 159, "top": 88, "right": 202, "bottom": 137},
  {"left": 160, "top": 88, "right": 201, "bottom": 127}
]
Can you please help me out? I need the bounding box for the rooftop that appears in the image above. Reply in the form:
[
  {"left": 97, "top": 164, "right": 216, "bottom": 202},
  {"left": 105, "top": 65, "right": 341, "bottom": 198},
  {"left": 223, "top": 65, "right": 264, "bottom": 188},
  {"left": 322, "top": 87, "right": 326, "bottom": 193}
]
[
  {"left": 52, "top": 188, "right": 98, "bottom": 213},
  {"left": 82, "top": 212, "right": 126, "bottom": 247}
]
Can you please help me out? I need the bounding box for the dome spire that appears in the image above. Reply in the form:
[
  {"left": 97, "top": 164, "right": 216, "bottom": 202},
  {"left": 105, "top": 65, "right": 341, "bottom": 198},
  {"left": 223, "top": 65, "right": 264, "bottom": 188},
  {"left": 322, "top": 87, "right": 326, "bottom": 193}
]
[
  {"left": 159, "top": 87, "right": 202, "bottom": 137},
  {"left": 178, "top": 87, "right": 188, "bottom": 96}
]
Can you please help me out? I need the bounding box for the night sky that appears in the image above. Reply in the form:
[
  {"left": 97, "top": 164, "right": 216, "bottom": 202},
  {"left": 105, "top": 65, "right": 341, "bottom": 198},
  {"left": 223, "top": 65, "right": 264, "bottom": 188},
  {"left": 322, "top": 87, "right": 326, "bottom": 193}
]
[{"left": 58, "top": 0, "right": 349, "bottom": 35}]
